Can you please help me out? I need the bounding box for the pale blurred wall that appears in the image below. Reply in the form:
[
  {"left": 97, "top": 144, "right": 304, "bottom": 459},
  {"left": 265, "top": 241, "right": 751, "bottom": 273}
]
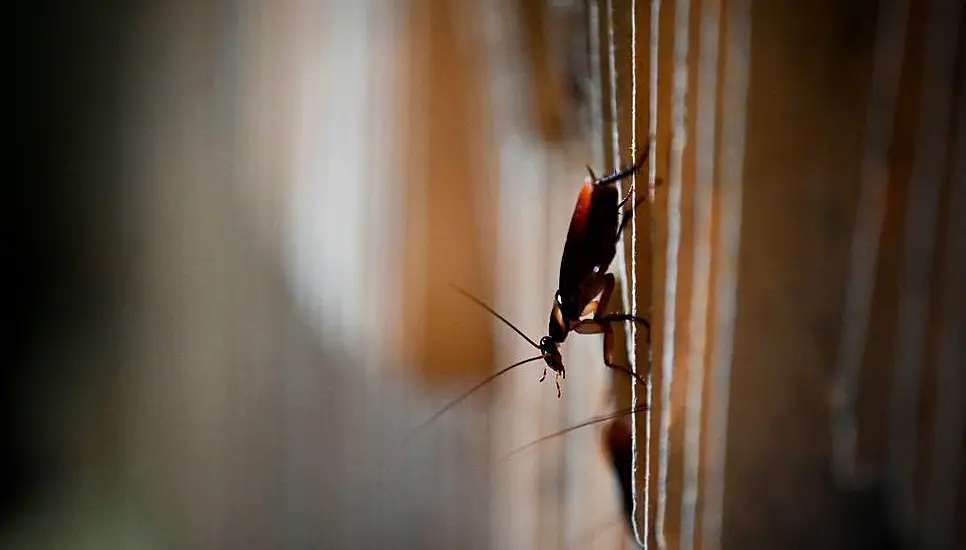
[
  {"left": 9, "top": 0, "right": 494, "bottom": 548},
  {"left": 7, "top": 1, "right": 635, "bottom": 550},
  {"left": 9, "top": 0, "right": 480, "bottom": 547}
]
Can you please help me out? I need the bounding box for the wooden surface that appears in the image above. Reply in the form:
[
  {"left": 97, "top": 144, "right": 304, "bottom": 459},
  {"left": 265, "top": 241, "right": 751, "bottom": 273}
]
[
  {"left": 603, "top": 0, "right": 966, "bottom": 548},
  {"left": 8, "top": 1, "right": 964, "bottom": 549}
]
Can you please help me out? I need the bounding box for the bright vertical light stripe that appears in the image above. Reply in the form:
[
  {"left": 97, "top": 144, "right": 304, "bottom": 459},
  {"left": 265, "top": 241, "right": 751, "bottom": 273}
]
[
  {"left": 628, "top": 0, "right": 647, "bottom": 546},
  {"left": 679, "top": 0, "right": 720, "bottom": 547},
  {"left": 362, "top": 1, "right": 402, "bottom": 376},
  {"left": 829, "top": 0, "right": 910, "bottom": 488},
  {"left": 641, "top": 0, "right": 660, "bottom": 546},
  {"left": 702, "top": 0, "right": 751, "bottom": 548},
  {"left": 605, "top": 0, "right": 634, "bottom": 414},
  {"left": 887, "top": 0, "right": 961, "bottom": 535},
  {"left": 284, "top": 1, "right": 378, "bottom": 545},
  {"left": 604, "top": 3, "right": 642, "bottom": 543},
  {"left": 286, "top": 0, "right": 376, "bottom": 349}
]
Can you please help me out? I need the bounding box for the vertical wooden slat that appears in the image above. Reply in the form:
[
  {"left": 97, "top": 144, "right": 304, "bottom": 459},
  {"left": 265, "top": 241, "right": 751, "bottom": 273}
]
[
  {"left": 829, "top": 0, "right": 910, "bottom": 488},
  {"left": 588, "top": 0, "right": 607, "bottom": 171},
  {"left": 654, "top": 0, "right": 692, "bottom": 545},
  {"left": 646, "top": 0, "right": 675, "bottom": 546},
  {"left": 630, "top": 0, "right": 664, "bottom": 544},
  {"left": 679, "top": 0, "right": 721, "bottom": 548},
  {"left": 703, "top": 0, "right": 752, "bottom": 548},
  {"left": 919, "top": 37, "right": 966, "bottom": 550},
  {"left": 604, "top": 3, "right": 644, "bottom": 548},
  {"left": 886, "top": 0, "right": 961, "bottom": 536}
]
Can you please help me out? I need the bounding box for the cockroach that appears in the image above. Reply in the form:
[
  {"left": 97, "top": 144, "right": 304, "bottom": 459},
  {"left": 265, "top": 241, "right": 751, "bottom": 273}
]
[
  {"left": 544, "top": 143, "right": 654, "bottom": 392},
  {"left": 416, "top": 144, "right": 654, "bottom": 430}
]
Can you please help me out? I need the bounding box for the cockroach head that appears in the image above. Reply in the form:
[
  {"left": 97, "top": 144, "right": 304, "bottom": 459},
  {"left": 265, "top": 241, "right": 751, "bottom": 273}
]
[{"left": 539, "top": 336, "right": 564, "bottom": 373}]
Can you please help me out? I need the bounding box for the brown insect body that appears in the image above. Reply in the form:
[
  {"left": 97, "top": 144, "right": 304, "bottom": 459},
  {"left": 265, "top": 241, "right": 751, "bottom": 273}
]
[
  {"left": 556, "top": 179, "right": 620, "bottom": 324},
  {"left": 541, "top": 149, "right": 653, "bottom": 393}
]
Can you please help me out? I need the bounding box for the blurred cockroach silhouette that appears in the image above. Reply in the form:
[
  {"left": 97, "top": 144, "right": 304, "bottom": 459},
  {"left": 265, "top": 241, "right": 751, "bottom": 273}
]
[
  {"left": 496, "top": 406, "right": 647, "bottom": 547},
  {"left": 603, "top": 416, "right": 637, "bottom": 541},
  {"left": 418, "top": 143, "right": 654, "bottom": 430}
]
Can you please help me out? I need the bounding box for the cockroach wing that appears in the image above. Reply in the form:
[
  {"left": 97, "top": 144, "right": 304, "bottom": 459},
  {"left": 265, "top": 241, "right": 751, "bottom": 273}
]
[{"left": 557, "top": 182, "right": 620, "bottom": 315}]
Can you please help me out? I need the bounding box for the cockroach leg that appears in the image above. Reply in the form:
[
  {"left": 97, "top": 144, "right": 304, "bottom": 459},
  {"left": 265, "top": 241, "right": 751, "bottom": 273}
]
[
  {"left": 586, "top": 165, "right": 598, "bottom": 181},
  {"left": 539, "top": 365, "right": 564, "bottom": 397},
  {"left": 594, "top": 146, "right": 650, "bottom": 186},
  {"left": 595, "top": 275, "right": 652, "bottom": 341},
  {"left": 574, "top": 273, "right": 647, "bottom": 337},
  {"left": 617, "top": 196, "right": 649, "bottom": 238},
  {"left": 598, "top": 313, "right": 651, "bottom": 342},
  {"left": 617, "top": 183, "right": 634, "bottom": 208},
  {"left": 594, "top": 273, "right": 619, "bottom": 323},
  {"left": 568, "top": 273, "right": 651, "bottom": 383},
  {"left": 572, "top": 318, "right": 647, "bottom": 384}
]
